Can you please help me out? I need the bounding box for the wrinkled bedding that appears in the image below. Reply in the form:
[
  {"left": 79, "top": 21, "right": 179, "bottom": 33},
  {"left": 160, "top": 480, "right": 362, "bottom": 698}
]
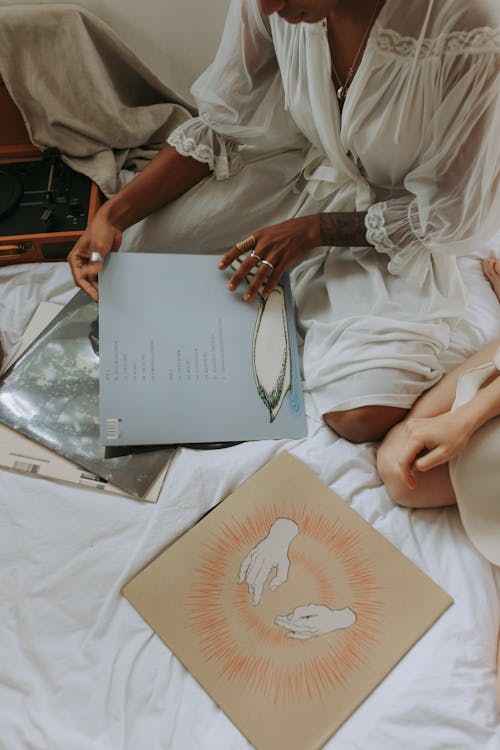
[{"left": 1, "top": 256, "right": 500, "bottom": 750}]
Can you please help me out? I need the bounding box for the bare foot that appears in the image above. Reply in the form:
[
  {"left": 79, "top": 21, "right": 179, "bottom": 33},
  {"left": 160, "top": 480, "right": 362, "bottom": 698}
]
[{"left": 482, "top": 258, "right": 500, "bottom": 303}]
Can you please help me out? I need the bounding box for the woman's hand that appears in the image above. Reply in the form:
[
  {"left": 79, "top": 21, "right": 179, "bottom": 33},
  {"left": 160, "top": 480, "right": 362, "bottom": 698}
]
[
  {"left": 396, "top": 411, "right": 474, "bottom": 489},
  {"left": 218, "top": 215, "right": 322, "bottom": 302},
  {"left": 68, "top": 209, "right": 123, "bottom": 301}
]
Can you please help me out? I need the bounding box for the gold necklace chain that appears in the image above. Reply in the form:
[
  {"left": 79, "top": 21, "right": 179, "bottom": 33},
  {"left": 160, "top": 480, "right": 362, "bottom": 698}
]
[{"left": 330, "top": 0, "right": 382, "bottom": 101}]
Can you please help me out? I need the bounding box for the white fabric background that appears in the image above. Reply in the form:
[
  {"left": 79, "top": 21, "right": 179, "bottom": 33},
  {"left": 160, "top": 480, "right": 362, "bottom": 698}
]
[
  {"left": 1, "top": 260, "right": 500, "bottom": 749},
  {"left": 1, "top": 1, "right": 500, "bottom": 746}
]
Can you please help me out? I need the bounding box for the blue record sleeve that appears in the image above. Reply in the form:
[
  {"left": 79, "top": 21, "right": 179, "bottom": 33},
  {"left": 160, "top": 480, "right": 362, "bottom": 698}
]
[{"left": 98, "top": 253, "right": 306, "bottom": 446}]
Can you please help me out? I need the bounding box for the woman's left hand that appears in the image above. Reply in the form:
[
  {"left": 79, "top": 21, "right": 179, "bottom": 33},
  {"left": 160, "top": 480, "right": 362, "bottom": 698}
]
[
  {"left": 396, "top": 411, "right": 474, "bottom": 489},
  {"left": 218, "top": 215, "right": 321, "bottom": 302}
]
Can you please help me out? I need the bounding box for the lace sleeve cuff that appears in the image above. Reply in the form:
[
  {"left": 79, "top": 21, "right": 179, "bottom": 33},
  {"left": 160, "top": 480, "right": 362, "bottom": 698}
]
[
  {"left": 167, "top": 116, "right": 243, "bottom": 180},
  {"left": 365, "top": 199, "right": 431, "bottom": 283}
]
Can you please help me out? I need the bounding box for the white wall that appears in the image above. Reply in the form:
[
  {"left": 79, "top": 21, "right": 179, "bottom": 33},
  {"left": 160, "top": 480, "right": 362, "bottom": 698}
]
[{"left": 0, "top": 0, "right": 230, "bottom": 103}]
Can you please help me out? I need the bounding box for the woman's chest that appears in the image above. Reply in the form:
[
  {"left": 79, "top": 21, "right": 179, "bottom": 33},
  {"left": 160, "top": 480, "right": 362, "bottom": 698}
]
[
  {"left": 325, "top": 8, "right": 381, "bottom": 99},
  {"left": 270, "top": 19, "right": 439, "bottom": 187}
]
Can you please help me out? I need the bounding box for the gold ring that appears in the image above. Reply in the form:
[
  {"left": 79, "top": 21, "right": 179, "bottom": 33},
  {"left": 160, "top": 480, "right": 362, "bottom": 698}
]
[
  {"left": 260, "top": 259, "right": 274, "bottom": 271},
  {"left": 235, "top": 235, "right": 256, "bottom": 253},
  {"left": 250, "top": 250, "right": 262, "bottom": 263}
]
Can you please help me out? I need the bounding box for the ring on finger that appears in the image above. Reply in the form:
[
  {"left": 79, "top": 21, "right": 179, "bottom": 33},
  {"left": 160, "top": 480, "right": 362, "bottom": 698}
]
[
  {"left": 250, "top": 250, "right": 262, "bottom": 263},
  {"left": 260, "top": 259, "right": 274, "bottom": 271},
  {"left": 236, "top": 235, "right": 256, "bottom": 253},
  {"left": 90, "top": 251, "right": 103, "bottom": 263}
]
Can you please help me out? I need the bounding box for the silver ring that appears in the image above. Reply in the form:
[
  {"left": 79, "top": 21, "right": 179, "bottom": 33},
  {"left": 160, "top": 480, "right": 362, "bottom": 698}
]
[
  {"left": 90, "top": 251, "right": 103, "bottom": 263},
  {"left": 260, "top": 259, "right": 274, "bottom": 271},
  {"left": 250, "top": 250, "right": 262, "bottom": 263}
]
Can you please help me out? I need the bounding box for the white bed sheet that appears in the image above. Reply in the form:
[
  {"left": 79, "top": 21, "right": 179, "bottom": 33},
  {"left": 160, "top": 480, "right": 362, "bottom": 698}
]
[{"left": 1, "top": 259, "right": 500, "bottom": 750}]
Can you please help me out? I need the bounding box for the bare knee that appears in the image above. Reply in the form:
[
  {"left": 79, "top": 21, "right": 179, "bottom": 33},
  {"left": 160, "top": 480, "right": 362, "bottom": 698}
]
[
  {"left": 323, "top": 405, "right": 408, "bottom": 444},
  {"left": 376, "top": 439, "right": 456, "bottom": 508}
]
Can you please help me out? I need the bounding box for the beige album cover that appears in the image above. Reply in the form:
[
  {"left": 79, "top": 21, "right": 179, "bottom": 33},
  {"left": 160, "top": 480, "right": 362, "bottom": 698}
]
[{"left": 123, "top": 452, "right": 453, "bottom": 750}]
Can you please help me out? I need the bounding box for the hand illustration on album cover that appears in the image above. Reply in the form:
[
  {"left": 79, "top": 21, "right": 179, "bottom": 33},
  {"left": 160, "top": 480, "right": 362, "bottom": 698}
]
[
  {"left": 237, "top": 517, "right": 357, "bottom": 639},
  {"left": 237, "top": 518, "right": 299, "bottom": 605},
  {"left": 123, "top": 452, "right": 453, "bottom": 747},
  {"left": 275, "top": 604, "right": 357, "bottom": 640}
]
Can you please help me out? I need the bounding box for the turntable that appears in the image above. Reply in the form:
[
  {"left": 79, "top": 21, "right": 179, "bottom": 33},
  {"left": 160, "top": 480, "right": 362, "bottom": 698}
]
[{"left": 0, "top": 78, "right": 101, "bottom": 267}]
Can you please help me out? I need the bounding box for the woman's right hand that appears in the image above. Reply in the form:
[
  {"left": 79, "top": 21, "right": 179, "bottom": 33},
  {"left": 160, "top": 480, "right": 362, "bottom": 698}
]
[{"left": 68, "top": 209, "right": 123, "bottom": 301}]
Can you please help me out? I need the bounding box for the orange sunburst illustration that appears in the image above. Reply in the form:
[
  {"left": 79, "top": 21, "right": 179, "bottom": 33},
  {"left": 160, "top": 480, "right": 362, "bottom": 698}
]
[{"left": 187, "top": 502, "right": 385, "bottom": 708}]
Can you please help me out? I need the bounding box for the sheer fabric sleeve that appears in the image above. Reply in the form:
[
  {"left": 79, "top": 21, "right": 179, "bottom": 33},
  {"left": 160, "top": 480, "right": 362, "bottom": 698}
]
[
  {"left": 167, "top": 0, "right": 302, "bottom": 180},
  {"left": 365, "top": 32, "right": 500, "bottom": 283}
]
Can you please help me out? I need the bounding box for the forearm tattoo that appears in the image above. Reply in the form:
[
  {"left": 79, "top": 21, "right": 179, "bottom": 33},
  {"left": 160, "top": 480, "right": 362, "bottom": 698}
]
[{"left": 318, "top": 212, "right": 372, "bottom": 247}]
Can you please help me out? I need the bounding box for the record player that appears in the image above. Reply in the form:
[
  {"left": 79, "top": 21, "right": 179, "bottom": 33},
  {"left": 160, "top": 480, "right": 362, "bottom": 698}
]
[{"left": 0, "top": 79, "right": 101, "bottom": 267}]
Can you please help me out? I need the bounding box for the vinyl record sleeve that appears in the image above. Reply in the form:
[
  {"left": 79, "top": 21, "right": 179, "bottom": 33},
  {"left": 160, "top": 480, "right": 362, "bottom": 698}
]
[
  {"left": 0, "top": 301, "right": 171, "bottom": 502},
  {"left": 0, "top": 291, "right": 174, "bottom": 498},
  {"left": 123, "top": 452, "right": 453, "bottom": 750},
  {"left": 98, "top": 253, "right": 306, "bottom": 446}
]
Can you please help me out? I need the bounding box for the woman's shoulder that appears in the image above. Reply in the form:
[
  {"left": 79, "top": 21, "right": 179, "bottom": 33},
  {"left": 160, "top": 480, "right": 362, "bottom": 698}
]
[
  {"left": 381, "top": 0, "right": 499, "bottom": 36},
  {"left": 374, "top": 0, "right": 499, "bottom": 60},
  {"left": 448, "top": 0, "right": 500, "bottom": 32}
]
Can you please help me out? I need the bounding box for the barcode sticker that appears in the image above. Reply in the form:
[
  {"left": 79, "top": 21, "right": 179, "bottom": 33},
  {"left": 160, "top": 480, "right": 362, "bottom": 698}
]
[
  {"left": 79, "top": 472, "right": 107, "bottom": 490},
  {"left": 13, "top": 460, "right": 40, "bottom": 474},
  {"left": 105, "top": 418, "right": 120, "bottom": 440},
  {"left": 79, "top": 478, "right": 106, "bottom": 490}
]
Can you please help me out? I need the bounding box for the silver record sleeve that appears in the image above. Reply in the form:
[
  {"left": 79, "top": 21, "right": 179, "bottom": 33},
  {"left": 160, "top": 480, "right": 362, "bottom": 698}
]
[{"left": 0, "top": 291, "right": 174, "bottom": 498}]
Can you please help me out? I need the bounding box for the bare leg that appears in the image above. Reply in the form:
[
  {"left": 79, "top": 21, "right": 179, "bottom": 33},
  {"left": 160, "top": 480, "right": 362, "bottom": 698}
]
[
  {"left": 325, "top": 339, "right": 500, "bottom": 445},
  {"left": 323, "top": 405, "right": 408, "bottom": 443},
  {"left": 377, "top": 338, "right": 500, "bottom": 507},
  {"left": 376, "top": 420, "right": 456, "bottom": 507},
  {"left": 325, "top": 257, "right": 500, "bottom": 446},
  {"left": 482, "top": 258, "right": 500, "bottom": 301}
]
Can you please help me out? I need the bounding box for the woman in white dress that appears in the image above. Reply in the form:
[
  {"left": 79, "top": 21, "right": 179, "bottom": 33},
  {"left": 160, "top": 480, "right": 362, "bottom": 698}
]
[{"left": 68, "top": 0, "right": 500, "bottom": 443}]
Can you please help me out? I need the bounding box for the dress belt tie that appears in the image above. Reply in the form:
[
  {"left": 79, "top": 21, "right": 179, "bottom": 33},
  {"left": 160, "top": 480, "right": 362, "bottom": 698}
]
[{"left": 301, "top": 150, "right": 373, "bottom": 212}]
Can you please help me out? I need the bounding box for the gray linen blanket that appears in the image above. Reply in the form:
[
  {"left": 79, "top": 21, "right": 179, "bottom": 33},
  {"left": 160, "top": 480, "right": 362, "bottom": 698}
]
[{"left": 0, "top": 4, "right": 193, "bottom": 196}]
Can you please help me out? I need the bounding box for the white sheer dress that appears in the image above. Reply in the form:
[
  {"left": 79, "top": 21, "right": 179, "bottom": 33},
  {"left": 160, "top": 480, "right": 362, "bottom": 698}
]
[{"left": 123, "top": 0, "right": 500, "bottom": 417}]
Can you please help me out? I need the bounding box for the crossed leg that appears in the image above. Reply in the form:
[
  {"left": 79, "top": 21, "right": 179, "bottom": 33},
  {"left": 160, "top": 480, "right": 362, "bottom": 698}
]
[
  {"left": 377, "top": 252, "right": 500, "bottom": 507},
  {"left": 324, "top": 256, "right": 500, "bottom": 502},
  {"left": 323, "top": 406, "right": 408, "bottom": 444},
  {"left": 375, "top": 337, "right": 500, "bottom": 507}
]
